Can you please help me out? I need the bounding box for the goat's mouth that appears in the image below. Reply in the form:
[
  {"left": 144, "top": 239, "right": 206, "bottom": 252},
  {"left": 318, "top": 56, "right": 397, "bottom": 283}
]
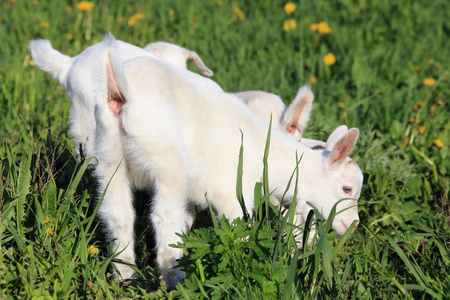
[{"left": 341, "top": 220, "right": 359, "bottom": 233}]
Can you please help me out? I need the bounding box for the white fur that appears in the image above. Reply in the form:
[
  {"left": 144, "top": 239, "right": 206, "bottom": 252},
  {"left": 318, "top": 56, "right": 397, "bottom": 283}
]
[
  {"left": 29, "top": 34, "right": 363, "bottom": 290},
  {"left": 144, "top": 42, "right": 313, "bottom": 138},
  {"left": 236, "top": 86, "right": 313, "bottom": 137},
  {"left": 144, "top": 41, "right": 214, "bottom": 77},
  {"left": 29, "top": 39, "right": 220, "bottom": 161}
]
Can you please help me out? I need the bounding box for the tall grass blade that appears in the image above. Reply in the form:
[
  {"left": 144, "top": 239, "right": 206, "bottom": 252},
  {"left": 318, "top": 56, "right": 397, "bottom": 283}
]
[
  {"left": 332, "top": 220, "right": 358, "bottom": 257},
  {"left": 402, "top": 284, "right": 442, "bottom": 299},
  {"left": 315, "top": 210, "right": 334, "bottom": 288},
  {"left": 205, "top": 196, "right": 219, "bottom": 229},
  {"left": 282, "top": 250, "right": 299, "bottom": 300},
  {"left": 65, "top": 157, "right": 95, "bottom": 198},
  {"left": 262, "top": 117, "right": 272, "bottom": 217},
  {"left": 85, "top": 159, "right": 122, "bottom": 233},
  {"left": 271, "top": 206, "right": 292, "bottom": 273},
  {"left": 236, "top": 130, "right": 248, "bottom": 221},
  {"left": 16, "top": 152, "right": 31, "bottom": 237},
  {"left": 383, "top": 231, "right": 426, "bottom": 285}
]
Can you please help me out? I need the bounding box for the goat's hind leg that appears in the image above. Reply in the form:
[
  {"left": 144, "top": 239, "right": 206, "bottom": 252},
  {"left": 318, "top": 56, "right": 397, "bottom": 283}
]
[
  {"left": 95, "top": 157, "right": 137, "bottom": 281},
  {"left": 124, "top": 128, "right": 190, "bottom": 290}
]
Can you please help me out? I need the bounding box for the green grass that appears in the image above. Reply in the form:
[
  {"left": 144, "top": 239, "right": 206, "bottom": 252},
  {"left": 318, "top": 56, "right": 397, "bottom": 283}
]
[{"left": 1, "top": 0, "right": 449, "bottom": 298}]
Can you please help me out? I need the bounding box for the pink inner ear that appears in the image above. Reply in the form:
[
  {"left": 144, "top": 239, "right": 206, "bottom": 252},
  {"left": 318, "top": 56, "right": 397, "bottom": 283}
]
[
  {"left": 187, "top": 51, "right": 213, "bottom": 77},
  {"left": 329, "top": 129, "right": 359, "bottom": 165},
  {"left": 284, "top": 98, "right": 307, "bottom": 135},
  {"left": 107, "top": 57, "right": 125, "bottom": 116}
]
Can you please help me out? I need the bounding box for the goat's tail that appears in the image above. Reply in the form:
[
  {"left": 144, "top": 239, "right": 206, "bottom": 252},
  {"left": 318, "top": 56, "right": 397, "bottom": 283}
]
[{"left": 28, "top": 39, "right": 74, "bottom": 85}]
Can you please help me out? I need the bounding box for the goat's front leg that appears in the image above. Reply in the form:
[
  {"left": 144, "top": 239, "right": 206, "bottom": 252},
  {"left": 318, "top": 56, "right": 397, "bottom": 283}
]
[{"left": 293, "top": 202, "right": 316, "bottom": 246}]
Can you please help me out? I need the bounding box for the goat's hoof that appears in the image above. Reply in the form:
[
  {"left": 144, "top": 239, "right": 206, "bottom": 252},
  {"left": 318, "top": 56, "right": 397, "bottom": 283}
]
[
  {"left": 162, "top": 268, "right": 186, "bottom": 291},
  {"left": 112, "top": 264, "right": 137, "bottom": 285}
]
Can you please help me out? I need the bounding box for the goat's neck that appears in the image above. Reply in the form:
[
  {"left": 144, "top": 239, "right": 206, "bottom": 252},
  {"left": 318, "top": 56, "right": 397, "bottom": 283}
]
[{"left": 266, "top": 134, "right": 321, "bottom": 204}]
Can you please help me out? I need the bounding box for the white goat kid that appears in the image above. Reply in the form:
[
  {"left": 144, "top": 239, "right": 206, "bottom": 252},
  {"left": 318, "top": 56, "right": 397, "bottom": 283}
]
[
  {"left": 145, "top": 41, "right": 313, "bottom": 138},
  {"left": 28, "top": 39, "right": 217, "bottom": 161},
  {"left": 30, "top": 34, "right": 363, "bottom": 290},
  {"left": 144, "top": 41, "right": 214, "bottom": 77},
  {"left": 235, "top": 87, "right": 313, "bottom": 137}
]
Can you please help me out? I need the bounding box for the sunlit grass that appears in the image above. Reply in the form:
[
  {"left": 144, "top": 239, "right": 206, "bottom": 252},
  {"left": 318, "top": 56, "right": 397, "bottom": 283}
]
[{"left": 1, "top": 0, "right": 449, "bottom": 298}]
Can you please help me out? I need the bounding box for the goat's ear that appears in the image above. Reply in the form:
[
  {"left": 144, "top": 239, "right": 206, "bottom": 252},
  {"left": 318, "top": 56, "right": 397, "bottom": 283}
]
[
  {"left": 283, "top": 85, "right": 313, "bottom": 136},
  {"left": 325, "top": 125, "right": 348, "bottom": 151},
  {"left": 106, "top": 56, "right": 125, "bottom": 117},
  {"left": 328, "top": 128, "right": 359, "bottom": 165},
  {"left": 28, "top": 39, "right": 74, "bottom": 86},
  {"left": 184, "top": 50, "right": 214, "bottom": 77}
]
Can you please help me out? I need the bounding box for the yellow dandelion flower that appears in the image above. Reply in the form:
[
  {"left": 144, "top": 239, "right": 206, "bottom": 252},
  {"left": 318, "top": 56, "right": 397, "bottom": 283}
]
[
  {"left": 233, "top": 7, "right": 245, "bottom": 21},
  {"left": 437, "top": 100, "right": 444, "bottom": 106},
  {"left": 413, "top": 104, "right": 418, "bottom": 111},
  {"left": 10, "top": 0, "right": 16, "bottom": 4},
  {"left": 169, "top": 9, "right": 175, "bottom": 17},
  {"left": 288, "top": 19, "right": 297, "bottom": 29},
  {"left": 428, "top": 59, "right": 435, "bottom": 65},
  {"left": 415, "top": 119, "right": 420, "bottom": 124},
  {"left": 424, "top": 78, "right": 436, "bottom": 86},
  {"left": 418, "top": 126, "right": 426, "bottom": 135},
  {"left": 317, "top": 21, "right": 332, "bottom": 34},
  {"left": 283, "top": 19, "right": 296, "bottom": 32},
  {"left": 128, "top": 13, "right": 145, "bottom": 26},
  {"left": 24, "top": 103, "right": 31, "bottom": 110},
  {"left": 76, "top": 1, "right": 94, "bottom": 12},
  {"left": 29, "top": 60, "right": 36, "bottom": 67},
  {"left": 311, "top": 76, "right": 317, "bottom": 84},
  {"left": 128, "top": 17, "right": 137, "bottom": 26},
  {"left": 434, "top": 139, "right": 444, "bottom": 148},
  {"left": 41, "top": 21, "right": 51, "bottom": 29},
  {"left": 46, "top": 228, "right": 54, "bottom": 237},
  {"left": 87, "top": 280, "right": 95, "bottom": 290},
  {"left": 310, "top": 23, "right": 318, "bottom": 31},
  {"left": 402, "top": 138, "right": 409, "bottom": 147},
  {"left": 324, "top": 53, "right": 336, "bottom": 66},
  {"left": 136, "top": 13, "right": 145, "bottom": 20},
  {"left": 338, "top": 102, "right": 345, "bottom": 108},
  {"left": 430, "top": 105, "right": 436, "bottom": 112},
  {"left": 88, "top": 245, "right": 99, "bottom": 255},
  {"left": 417, "top": 101, "right": 425, "bottom": 108},
  {"left": 284, "top": 3, "right": 296, "bottom": 14},
  {"left": 43, "top": 216, "right": 50, "bottom": 224}
]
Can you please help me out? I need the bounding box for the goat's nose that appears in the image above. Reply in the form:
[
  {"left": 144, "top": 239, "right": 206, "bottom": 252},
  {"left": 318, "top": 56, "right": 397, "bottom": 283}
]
[{"left": 352, "top": 221, "right": 359, "bottom": 233}]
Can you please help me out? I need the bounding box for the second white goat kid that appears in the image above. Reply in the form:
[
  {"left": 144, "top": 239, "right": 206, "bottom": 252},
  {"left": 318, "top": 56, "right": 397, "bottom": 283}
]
[
  {"left": 144, "top": 41, "right": 214, "bottom": 77},
  {"left": 235, "top": 87, "right": 313, "bottom": 137},
  {"left": 145, "top": 41, "right": 313, "bottom": 138},
  {"left": 30, "top": 34, "right": 363, "bottom": 290}
]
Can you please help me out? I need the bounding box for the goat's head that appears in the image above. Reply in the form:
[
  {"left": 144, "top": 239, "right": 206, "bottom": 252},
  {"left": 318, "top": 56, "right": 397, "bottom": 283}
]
[{"left": 300, "top": 125, "right": 363, "bottom": 235}]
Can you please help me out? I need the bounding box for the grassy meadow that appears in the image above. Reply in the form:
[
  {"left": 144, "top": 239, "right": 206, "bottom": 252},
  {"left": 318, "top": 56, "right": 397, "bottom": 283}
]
[{"left": 1, "top": 0, "right": 449, "bottom": 298}]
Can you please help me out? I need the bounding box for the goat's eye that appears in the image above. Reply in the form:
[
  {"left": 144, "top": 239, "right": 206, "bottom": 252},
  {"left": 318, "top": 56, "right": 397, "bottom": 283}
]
[{"left": 343, "top": 186, "right": 352, "bottom": 194}]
